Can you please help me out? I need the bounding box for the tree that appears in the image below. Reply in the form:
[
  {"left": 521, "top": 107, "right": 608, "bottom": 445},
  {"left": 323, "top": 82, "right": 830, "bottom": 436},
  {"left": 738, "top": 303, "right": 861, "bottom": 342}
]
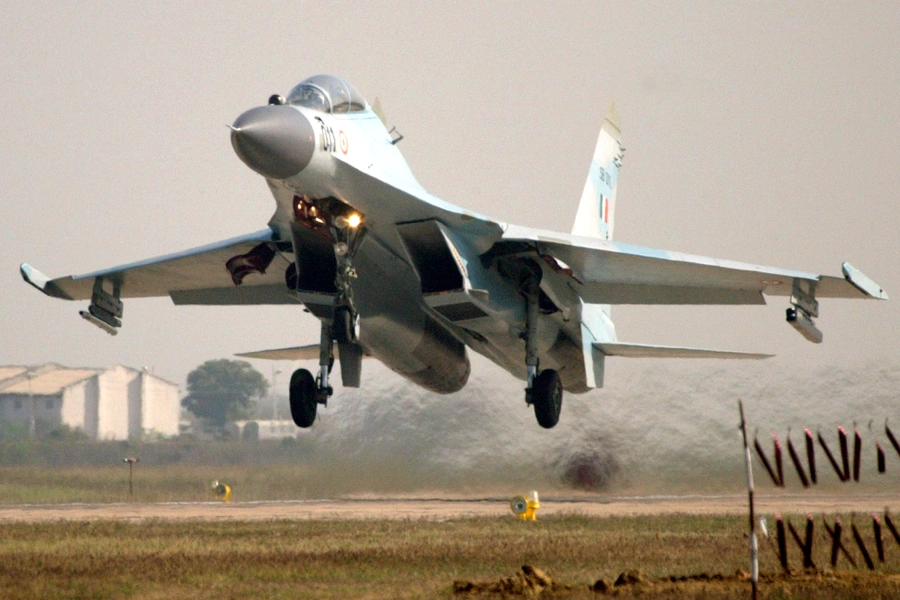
[{"left": 182, "top": 359, "right": 268, "bottom": 429}]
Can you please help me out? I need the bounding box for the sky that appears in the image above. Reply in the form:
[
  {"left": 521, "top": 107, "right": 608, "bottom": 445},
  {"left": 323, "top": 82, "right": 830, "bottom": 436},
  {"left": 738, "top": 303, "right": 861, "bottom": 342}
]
[{"left": 1, "top": 2, "right": 898, "bottom": 394}]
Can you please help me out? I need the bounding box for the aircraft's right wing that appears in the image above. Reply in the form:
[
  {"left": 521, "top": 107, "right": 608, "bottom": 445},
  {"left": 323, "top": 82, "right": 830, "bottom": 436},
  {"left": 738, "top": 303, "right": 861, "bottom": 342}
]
[
  {"left": 21, "top": 228, "right": 298, "bottom": 306},
  {"left": 497, "top": 225, "right": 888, "bottom": 305}
]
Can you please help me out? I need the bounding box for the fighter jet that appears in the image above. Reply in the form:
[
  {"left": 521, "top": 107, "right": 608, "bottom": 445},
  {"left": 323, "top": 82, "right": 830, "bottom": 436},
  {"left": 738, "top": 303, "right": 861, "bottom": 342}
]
[{"left": 21, "top": 75, "right": 887, "bottom": 429}]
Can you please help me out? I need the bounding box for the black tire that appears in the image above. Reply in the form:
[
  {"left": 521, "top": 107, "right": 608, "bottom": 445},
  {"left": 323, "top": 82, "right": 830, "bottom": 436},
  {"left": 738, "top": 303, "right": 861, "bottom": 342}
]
[
  {"left": 333, "top": 306, "right": 355, "bottom": 344},
  {"left": 285, "top": 262, "right": 299, "bottom": 290},
  {"left": 289, "top": 368, "right": 317, "bottom": 428},
  {"left": 532, "top": 369, "right": 562, "bottom": 429}
]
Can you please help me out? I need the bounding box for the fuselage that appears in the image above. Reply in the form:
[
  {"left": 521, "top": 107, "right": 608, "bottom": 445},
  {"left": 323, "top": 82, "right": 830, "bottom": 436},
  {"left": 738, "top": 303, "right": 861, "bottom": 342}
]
[
  {"left": 231, "top": 80, "right": 596, "bottom": 394},
  {"left": 19, "top": 74, "right": 886, "bottom": 432}
]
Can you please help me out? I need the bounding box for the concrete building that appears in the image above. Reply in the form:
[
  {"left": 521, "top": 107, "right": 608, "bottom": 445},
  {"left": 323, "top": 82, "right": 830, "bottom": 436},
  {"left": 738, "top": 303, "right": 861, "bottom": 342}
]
[{"left": 0, "top": 364, "right": 180, "bottom": 440}]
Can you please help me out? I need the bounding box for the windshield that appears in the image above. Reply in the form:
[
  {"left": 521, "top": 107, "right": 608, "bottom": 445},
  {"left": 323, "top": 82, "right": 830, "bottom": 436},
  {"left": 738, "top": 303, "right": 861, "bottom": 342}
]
[{"left": 287, "top": 75, "right": 367, "bottom": 114}]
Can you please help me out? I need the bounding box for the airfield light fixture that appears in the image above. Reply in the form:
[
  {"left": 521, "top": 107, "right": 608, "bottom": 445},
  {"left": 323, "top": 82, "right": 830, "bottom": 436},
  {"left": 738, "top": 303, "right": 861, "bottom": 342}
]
[
  {"left": 510, "top": 491, "right": 540, "bottom": 521},
  {"left": 212, "top": 480, "right": 233, "bottom": 502},
  {"left": 123, "top": 457, "right": 139, "bottom": 496}
]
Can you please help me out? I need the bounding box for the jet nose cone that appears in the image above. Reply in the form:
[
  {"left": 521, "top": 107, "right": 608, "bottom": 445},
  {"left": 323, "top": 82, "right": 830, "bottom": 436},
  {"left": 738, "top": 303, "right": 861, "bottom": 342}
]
[{"left": 230, "top": 105, "right": 315, "bottom": 179}]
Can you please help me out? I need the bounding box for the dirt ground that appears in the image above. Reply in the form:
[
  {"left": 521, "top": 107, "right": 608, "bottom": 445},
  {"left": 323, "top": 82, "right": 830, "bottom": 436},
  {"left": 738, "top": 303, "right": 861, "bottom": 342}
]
[{"left": 1, "top": 493, "right": 897, "bottom": 522}]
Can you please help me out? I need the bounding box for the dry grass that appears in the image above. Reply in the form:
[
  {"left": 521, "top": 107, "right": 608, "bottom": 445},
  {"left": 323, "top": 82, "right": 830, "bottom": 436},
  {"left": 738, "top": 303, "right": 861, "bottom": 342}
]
[
  {"left": 0, "top": 464, "right": 316, "bottom": 504},
  {"left": 0, "top": 514, "right": 899, "bottom": 599},
  {"left": 0, "top": 440, "right": 546, "bottom": 503}
]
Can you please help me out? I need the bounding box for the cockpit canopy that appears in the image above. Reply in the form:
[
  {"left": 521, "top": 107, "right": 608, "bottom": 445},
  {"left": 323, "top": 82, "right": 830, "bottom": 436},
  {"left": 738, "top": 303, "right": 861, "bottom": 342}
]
[{"left": 287, "top": 75, "right": 367, "bottom": 114}]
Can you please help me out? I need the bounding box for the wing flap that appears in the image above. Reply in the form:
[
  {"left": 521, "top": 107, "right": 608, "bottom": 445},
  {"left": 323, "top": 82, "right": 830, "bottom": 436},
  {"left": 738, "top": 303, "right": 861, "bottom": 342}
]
[
  {"left": 595, "top": 342, "right": 772, "bottom": 360},
  {"left": 577, "top": 282, "right": 765, "bottom": 305},
  {"left": 171, "top": 285, "right": 300, "bottom": 306}
]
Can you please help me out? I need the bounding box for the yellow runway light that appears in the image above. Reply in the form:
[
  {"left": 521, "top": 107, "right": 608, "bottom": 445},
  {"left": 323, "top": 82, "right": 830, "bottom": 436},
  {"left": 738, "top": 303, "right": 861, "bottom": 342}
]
[
  {"left": 211, "top": 480, "right": 232, "bottom": 503},
  {"left": 510, "top": 491, "right": 540, "bottom": 521}
]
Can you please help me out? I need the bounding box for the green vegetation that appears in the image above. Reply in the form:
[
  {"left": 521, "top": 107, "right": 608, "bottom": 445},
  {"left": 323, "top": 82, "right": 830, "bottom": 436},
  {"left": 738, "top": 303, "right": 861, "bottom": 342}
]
[
  {"left": 182, "top": 359, "right": 269, "bottom": 429},
  {"left": 0, "top": 515, "right": 898, "bottom": 599}
]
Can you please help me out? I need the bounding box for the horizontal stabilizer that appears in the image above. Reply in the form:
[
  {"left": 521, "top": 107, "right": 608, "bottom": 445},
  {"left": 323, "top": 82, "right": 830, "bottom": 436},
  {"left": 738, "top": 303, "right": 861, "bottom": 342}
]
[
  {"left": 594, "top": 342, "right": 772, "bottom": 360},
  {"left": 236, "top": 344, "right": 370, "bottom": 361}
]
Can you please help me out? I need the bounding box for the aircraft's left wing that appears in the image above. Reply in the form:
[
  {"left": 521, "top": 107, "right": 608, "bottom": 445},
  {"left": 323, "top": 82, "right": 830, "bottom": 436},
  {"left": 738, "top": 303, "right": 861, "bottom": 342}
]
[
  {"left": 497, "top": 225, "right": 888, "bottom": 305},
  {"left": 21, "top": 228, "right": 298, "bottom": 306}
]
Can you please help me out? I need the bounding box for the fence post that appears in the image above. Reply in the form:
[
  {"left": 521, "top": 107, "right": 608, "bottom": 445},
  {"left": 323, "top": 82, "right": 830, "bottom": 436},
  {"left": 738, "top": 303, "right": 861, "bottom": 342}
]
[{"left": 739, "top": 400, "right": 758, "bottom": 600}]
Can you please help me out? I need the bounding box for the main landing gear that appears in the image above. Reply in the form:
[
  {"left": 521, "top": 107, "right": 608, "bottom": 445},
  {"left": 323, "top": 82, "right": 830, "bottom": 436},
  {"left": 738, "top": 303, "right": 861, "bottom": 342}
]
[
  {"left": 289, "top": 210, "right": 363, "bottom": 428},
  {"left": 522, "top": 274, "right": 562, "bottom": 429},
  {"left": 530, "top": 369, "right": 562, "bottom": 429},
  {"left": 288, "top": 319, "right": 338, "bottom": 428}
]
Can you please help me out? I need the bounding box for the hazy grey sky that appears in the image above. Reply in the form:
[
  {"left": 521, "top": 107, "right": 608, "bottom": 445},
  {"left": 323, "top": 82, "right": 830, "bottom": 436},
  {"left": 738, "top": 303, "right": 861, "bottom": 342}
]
[{"left": 2, "top": 2, "right": 898, "bottom": 391}]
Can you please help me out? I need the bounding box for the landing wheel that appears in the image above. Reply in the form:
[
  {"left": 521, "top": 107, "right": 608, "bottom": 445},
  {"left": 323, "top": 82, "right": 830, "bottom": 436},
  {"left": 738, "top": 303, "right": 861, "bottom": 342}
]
[
  {"left": 333, "top": 305, "right": 355, "bottom": 345},
  {"left": 532, "top": 369, "right": 562, "bottom": 429},
  {"left": 289, "top": 368, "right": 317, "bottom": 428}
]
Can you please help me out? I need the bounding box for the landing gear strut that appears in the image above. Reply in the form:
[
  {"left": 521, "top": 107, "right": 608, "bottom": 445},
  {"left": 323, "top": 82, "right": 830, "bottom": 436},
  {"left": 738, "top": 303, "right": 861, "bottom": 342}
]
[
  {"left": 287, "top": 197, "right": 366, "bottom": 428},
  {"left": 330, "top": 216, "right": 363, "bottom": 387}
]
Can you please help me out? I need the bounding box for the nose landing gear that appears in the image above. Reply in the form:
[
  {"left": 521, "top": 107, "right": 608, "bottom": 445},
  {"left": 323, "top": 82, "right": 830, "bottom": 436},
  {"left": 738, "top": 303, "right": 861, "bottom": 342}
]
[
  {"left": 289, "top": 368, "right": 320, "bottom": 428},
  {"left": 288, "top": 197, "right": 365, "bottom": 428},
  {"left": 289, "top": 320, "right": 336, "bottom": 428}
]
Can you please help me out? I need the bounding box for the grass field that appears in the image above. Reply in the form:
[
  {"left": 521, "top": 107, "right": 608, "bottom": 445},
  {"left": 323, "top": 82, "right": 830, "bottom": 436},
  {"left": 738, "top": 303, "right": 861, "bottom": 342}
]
[
  {"left": 3, "top": 440, "right": 900, "bottom": 598},
  {"left": 1, "top": 439, "right": 893, "bottom": 505},
  {"left": 0, "top": 440, "right": 557, "bottom": 503},
  {"left": 0, "top": 464, "right": 315, "bottom": 504},
  {"left": 1, "top": 514, "right": 899, "bottom": 599}
]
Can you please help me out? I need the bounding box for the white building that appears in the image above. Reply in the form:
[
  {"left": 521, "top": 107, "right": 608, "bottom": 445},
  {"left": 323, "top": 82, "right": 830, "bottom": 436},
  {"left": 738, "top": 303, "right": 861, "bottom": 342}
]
[{"left": 0, "top": 364, "right": 180, "bottom": 440}]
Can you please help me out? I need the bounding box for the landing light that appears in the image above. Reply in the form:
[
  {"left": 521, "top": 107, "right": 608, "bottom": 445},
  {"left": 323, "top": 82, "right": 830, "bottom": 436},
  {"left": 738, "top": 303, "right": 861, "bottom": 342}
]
[{"left": 335, "top": 213, "right": 363, "bottom": 230}]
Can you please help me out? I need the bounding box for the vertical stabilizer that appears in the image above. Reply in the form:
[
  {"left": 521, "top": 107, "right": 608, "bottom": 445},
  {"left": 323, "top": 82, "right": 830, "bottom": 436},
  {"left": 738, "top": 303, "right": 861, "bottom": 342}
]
[{"left": 571, "top": 103, "right": 623, "bottom": 240}]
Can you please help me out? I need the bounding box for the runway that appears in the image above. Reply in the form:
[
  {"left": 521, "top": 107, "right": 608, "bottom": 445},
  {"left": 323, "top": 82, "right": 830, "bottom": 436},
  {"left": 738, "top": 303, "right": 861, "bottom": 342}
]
[{"left": 1, "top": 493, "right": 898, "bottom": 522}]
